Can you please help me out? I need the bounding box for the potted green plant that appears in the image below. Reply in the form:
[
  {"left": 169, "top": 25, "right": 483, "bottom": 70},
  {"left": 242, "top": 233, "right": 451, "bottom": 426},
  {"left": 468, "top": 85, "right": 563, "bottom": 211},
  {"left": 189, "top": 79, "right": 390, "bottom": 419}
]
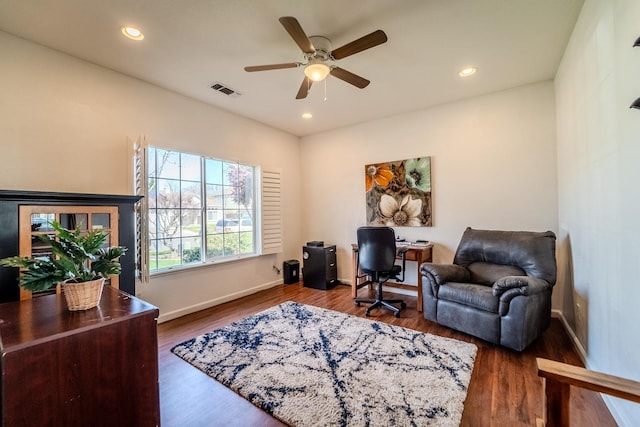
[{"left": 0, "top": 220, "right": 127, "bottom": 311}]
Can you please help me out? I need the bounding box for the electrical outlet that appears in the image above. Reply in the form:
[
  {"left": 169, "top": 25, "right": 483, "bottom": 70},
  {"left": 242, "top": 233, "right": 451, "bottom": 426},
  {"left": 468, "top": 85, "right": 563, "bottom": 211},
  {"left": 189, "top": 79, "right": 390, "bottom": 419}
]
[
  {"left": 574, "top": 300, "right": 588, "bottom": 348},
  {"left": 576, "top": 302, "right": 584, "bottom": 326},
  {"left": 575, "top": 303, "right": 583, "bottom": 325}
]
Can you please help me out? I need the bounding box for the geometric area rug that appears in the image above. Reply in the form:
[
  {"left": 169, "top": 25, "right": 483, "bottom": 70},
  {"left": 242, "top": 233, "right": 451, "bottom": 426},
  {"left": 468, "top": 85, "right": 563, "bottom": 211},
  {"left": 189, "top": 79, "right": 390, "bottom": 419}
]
[{"left": 171, "top": 301, "right": 477, "bottom": 426}]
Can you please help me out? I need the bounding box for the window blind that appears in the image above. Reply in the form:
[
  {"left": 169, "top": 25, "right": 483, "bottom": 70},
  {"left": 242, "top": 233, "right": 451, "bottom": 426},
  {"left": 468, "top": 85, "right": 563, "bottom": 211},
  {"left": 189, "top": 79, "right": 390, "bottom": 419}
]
[{"left": 261, "top": 169, "right": 283, "bottom": 254}]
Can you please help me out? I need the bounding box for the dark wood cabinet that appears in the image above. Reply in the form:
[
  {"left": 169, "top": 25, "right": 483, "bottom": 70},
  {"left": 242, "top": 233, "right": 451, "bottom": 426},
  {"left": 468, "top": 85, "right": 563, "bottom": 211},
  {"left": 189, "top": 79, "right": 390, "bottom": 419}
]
[
  {"left": 0, "top": 286, "right": 160, "bottom": 426},
  {"left": 0, "top": 190, "right": 141, "bottom": 302}
]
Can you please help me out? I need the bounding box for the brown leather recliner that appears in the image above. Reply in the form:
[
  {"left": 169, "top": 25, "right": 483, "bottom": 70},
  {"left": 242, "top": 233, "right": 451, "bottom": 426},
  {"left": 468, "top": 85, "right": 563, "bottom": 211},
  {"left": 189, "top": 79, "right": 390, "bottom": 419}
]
[{"left": 420, "top": 227, "right": 557, "bottom": 351}]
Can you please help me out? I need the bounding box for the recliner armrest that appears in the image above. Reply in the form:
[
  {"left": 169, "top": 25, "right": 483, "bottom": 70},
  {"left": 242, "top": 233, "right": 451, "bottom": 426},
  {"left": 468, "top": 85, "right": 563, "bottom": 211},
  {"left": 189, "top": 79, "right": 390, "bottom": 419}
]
[
  {"left": 494, "top": 276, "right": 551, "bottom": 316},
  {"left": 492, "top": 276, "right": 550, "bottom": 297},
  {"left": 420, "top": 263, "right": 470, "bottom": 286}
]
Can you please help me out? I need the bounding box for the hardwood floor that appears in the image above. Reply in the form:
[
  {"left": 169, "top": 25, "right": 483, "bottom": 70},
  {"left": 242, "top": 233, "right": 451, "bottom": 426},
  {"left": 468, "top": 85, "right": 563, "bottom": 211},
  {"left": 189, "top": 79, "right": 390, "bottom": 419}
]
[{"left": 157, "top": 283, "right": 617, "bottom": 426}]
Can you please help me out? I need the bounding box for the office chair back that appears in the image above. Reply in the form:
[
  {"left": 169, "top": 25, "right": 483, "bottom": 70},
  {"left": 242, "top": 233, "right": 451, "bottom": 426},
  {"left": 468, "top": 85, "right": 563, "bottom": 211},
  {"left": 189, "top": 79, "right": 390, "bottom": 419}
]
[{"left": 357, "top": 226, "right": 397, "bottom": 275}]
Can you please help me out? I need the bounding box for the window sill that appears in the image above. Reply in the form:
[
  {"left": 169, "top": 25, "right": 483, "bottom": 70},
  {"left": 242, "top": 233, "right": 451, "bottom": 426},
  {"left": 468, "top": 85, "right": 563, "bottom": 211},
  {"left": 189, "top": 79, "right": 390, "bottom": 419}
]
[{"left": 150, "top": 253, "right": 261, "bottom": 278}]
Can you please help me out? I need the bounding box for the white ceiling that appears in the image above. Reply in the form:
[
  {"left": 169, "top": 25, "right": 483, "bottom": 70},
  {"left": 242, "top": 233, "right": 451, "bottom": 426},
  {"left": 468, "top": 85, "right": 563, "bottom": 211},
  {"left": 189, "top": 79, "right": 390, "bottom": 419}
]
[{"left": 0, "top": 0, "right": 584, "bottom": 137}]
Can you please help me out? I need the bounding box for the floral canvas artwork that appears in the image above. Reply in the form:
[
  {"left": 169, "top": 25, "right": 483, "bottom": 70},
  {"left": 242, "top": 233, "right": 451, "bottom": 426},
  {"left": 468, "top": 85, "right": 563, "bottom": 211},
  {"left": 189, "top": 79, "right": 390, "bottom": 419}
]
[{"left": 365, "top": 157, "right": 432, "bottom": 227}]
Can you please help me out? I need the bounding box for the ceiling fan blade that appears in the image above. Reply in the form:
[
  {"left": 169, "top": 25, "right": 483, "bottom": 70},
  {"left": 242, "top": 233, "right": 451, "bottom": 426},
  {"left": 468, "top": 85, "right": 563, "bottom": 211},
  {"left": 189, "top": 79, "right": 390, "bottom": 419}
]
[
  {"left": 244, "top": 63, "right": 300, "bottom": 72},
  {"left": 296, "top": 77, "right": 313, "bottom": 99},
  {"left": 279, "top": 16, "right": 316, "bottom": 54},
  {"left": 330, "top": 67, "right": 370, "bottom": 89},
  {"left": 331, "top": 30, "right": 388, "bottom": 60}
]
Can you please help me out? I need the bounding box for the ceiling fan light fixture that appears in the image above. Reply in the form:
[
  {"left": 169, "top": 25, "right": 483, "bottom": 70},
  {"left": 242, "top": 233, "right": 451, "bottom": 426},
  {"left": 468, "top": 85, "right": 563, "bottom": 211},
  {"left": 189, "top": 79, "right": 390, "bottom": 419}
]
[
  {"left": 244, "top": 16, "right": 387, "bottom": 98},
  {"left": 304, "top": 61, "right": 330, "bottom": 82}
]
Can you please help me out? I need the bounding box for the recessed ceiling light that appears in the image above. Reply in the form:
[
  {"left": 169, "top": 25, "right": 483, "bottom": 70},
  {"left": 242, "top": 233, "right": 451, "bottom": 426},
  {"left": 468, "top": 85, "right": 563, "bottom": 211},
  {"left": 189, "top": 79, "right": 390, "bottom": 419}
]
[
  {"left": 121, "top": 26, "right": 144, "bottom": 41},
  {"left": 302, "top": 113, "right": 313, "bottom": 119},
  {"left": 459, "top": 67, "right": 477, "bottom": 77}
]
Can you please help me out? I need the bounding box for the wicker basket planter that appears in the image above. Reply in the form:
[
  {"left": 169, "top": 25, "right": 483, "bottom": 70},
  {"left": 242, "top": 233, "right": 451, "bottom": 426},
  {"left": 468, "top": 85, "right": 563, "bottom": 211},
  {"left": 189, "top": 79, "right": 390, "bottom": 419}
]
[{"left": 62, "top": 278, "right": 105, "bottom": 311}]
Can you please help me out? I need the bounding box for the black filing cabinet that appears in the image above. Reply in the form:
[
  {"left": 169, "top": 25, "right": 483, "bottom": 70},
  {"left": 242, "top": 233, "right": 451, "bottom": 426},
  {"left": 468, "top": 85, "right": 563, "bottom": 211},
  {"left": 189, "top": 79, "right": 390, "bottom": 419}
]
[{"left": 302, "top": 245, "right": 338, "bottom": 290}]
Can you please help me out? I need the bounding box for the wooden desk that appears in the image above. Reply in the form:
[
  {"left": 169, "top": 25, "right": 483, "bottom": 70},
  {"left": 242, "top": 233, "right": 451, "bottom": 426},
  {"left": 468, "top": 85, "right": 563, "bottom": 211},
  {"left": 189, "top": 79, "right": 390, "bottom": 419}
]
[
  {"left": 351, "top": 243, "right": 433, "bottom": 312},
  {"left": 0, "top": 286, "right": 160, "bottom": 427}
]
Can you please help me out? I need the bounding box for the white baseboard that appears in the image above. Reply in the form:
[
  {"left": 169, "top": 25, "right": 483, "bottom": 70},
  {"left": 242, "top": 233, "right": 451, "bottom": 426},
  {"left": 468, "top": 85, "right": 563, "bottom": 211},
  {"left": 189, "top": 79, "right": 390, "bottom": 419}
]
[
  {"left": 551, "top": 308, "right": 587, "bottom": 366},
  {"left": 551, "top": 310, "right": 631, "bottom": 426},
  {"left": 157, "top": 279, "right": 283, "bottom": 323},
  {"left": 601, "top": 395, "right": 628, "bottom": 427}
]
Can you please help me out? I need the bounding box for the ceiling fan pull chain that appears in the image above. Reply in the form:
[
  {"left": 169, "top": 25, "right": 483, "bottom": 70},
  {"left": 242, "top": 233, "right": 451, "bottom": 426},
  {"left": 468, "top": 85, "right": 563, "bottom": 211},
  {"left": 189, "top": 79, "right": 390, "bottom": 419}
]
[{"left": 324, "top": 78, "right": 327, "bottom": 101}]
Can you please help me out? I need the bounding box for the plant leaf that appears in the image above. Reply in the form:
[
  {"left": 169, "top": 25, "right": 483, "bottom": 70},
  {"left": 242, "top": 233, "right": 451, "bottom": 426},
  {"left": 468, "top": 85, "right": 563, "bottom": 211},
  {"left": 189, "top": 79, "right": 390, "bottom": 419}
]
[{"left": 0, "top": 220, "right": 126, "bottom": 291}]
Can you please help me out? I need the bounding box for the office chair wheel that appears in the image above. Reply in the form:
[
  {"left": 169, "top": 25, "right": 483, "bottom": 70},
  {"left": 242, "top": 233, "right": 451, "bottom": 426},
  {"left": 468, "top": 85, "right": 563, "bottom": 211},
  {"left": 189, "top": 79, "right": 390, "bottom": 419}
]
[
  {"left": 401, "top": 302, "right": 407, "bottom": 309},
  {"left": 394, "top": 311, "right": 401, "bottom": 318},
  {"left": 355, "top": 301, "right": 360, "bottom": 307}
]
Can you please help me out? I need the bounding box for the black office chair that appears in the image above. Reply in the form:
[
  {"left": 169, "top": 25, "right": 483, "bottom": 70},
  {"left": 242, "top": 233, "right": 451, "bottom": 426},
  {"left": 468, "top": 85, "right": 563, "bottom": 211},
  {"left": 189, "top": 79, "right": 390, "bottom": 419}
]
[{"left": 354, "top": 226, "right": 407, "bottom": 318}]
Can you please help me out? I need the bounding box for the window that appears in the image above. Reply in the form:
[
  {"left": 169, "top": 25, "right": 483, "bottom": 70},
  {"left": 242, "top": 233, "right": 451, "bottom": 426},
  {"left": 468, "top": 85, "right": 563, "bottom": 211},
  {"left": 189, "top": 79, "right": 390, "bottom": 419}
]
[{"left": 146, "top": 147, "right": 256, "bottom": 272}]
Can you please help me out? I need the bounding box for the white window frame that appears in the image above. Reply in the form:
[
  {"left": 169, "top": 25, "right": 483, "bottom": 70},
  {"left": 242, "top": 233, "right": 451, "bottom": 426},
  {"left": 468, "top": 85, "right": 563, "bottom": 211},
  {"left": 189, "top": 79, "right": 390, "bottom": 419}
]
[{"left": 139, "top": 145, "right": 259, "bottom": 274}]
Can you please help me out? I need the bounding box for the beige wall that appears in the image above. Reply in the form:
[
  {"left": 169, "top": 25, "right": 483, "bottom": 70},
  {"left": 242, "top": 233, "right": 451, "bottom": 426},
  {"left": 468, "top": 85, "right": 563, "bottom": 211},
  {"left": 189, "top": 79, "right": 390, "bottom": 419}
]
[
  {"left": 555, "top": 0, "right": 640, "bottom": 424},
  {"left": 0, "top": 31, "right": 302, "bottom": 321},
  {"left": 300, "top": 81, "right": 559, "bottom": 292}
]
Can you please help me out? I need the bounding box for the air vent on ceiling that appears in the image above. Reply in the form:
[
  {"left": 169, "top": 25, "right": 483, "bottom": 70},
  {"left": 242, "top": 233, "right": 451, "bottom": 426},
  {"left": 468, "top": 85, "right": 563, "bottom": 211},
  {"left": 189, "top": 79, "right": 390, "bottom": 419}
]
[{"left": 211, "top": 82, "right": 242, "bottom": 98}]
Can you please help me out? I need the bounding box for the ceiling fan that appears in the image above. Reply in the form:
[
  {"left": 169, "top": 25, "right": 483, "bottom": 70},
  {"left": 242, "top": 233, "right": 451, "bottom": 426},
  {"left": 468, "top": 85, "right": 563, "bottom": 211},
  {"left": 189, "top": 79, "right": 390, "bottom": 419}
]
[{"left": 244, "top": 16, "right": 388, "bottom": 99}]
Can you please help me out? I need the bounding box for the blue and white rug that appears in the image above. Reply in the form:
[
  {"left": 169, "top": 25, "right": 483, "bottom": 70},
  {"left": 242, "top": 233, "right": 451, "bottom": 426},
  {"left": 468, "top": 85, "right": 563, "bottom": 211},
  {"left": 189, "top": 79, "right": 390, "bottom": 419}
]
[{"left": 171, "top": 301, "right": 477, "bottom": 426}]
